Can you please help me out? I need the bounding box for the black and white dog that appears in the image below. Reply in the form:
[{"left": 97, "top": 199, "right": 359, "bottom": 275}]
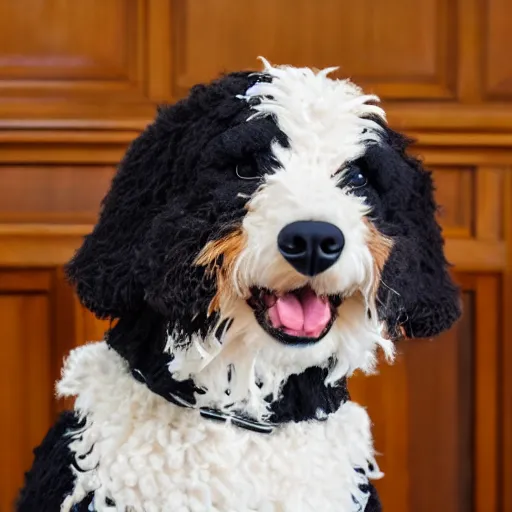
[{"left": 18, "top": 59, "right": 460, "bottom": 512}]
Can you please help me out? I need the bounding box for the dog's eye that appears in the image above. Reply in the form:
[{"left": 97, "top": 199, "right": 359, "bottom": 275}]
[
  {"left": 236, "top": 160, "right": 261, "bottom": 180},
  {"left": 347, "top": 169, "right": 367, "bottom": 188},
  {"left": 337, "top": 164, "right": 367, "bottom": 189}
]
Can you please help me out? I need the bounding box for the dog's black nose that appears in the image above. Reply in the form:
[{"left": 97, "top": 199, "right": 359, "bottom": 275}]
[{"left": 277, "top": 221, "right": 345, "bottom": 276}]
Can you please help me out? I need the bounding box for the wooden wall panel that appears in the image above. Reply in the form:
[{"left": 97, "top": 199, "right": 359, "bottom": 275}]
[
  {"left": 429, "top": 164, "right": 507, "bottom": 273},
  {"left": 0, "top": 0, "right": 144, "bottom": 96},
  {"left": 503, "top": 172, "right": 512, "bottom": 512},
  {"left": 350, "top": 287, "right": 474, "bottom": 512},
  {"left": 173, "top": 0, "right": 456, "bottom": 99},
  {"left": 475, "top": 167, "right": 504, "bottom": 241},
  {"left": 0, "top": 0, "right": 173, "bottom": 127},
  {"left": 0, "top": 166, "right": 114, "bottom": 224},
  {"left": 0, "top": 1, "right": 135, "bottom": 81},
  {"left": 474, "top": 275, "right": 500, "bottom": 512},
  {"left": 350, "top": 355, "right": 409, "bottom": 511},
  {"left": 483, "top": 0, "right": 512, "bottom": 99},
  {"left": 0, "top": 291, "right": 51, "bottom": 512},
  {"left": 432, "top": 167, "right": 475, "bottom": 238}
]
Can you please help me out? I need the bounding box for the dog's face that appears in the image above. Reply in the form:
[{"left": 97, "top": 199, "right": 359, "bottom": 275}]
[{"left": 67, "top": 61, "right": 460, "bottom": 415}]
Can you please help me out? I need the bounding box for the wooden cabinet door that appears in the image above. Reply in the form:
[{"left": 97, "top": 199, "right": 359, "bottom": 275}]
[
  {"left": 351, "top": 275, "right": 500, "bottom": 511},
  {"left": 0, "top": 277, "right": 52, "bottom": 511}
]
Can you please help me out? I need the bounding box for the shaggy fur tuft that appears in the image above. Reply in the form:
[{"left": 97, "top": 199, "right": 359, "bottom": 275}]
[{"left": 195, "top": 228, "right": 248, "bottom": 316}]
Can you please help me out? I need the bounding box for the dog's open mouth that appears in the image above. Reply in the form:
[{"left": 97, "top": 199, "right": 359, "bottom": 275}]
[{"left": 247, "top": 286, "right": 341, "bottom": 345}]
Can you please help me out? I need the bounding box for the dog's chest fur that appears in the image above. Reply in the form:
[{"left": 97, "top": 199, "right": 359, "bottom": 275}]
[{"left": 58, "top": 343, "right": 381, "bottom": 512}]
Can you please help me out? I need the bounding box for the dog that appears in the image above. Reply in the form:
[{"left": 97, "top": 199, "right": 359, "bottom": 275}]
[{"left": 18, "top": 58, "right": 460, "bottom": 512}]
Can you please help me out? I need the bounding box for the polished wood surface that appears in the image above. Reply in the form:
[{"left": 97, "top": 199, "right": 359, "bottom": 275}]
[
  {"left": 0, "top": 279, "right": 52, "bottom": 512},
  {"left": 0, "top": 0, "right": 510, "bottom": 510},
  {"left": 503, "top": 173, "right": 512, "bottom": 512},
  {"left": 351, "top": 274, "right": 502, "bottom": 512},
  {"left": 173, "top": 0, "right": 456, "bottom": 100},
  {"left": 352, "top": 287, "right": 474, "bottom": 512}
]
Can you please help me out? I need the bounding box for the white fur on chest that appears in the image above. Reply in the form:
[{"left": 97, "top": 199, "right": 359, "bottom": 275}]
[{"left": 58, "top": 343, "right": 381, "bottom": 512}]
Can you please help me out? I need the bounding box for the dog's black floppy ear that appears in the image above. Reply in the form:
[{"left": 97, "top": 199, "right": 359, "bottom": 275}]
[
  {"left": 65, "top": 109, "right": 183, "bottom": 319},
  {"left": 370, "top": 128, "right": 462, "bottom": 339},
  {"left": 66, "top": 71, "right": 256, "bottom": 320}
]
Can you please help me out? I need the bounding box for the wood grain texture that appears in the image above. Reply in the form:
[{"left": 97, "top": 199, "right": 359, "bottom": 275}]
[
  {"left": 405, "top": 290, "right": 473, "bottom": 512},
  {"left": 0, "top": 0, "right": 144, "bottom": 96},
  {"left": 0, "top": 1, "right": 133, "bottom": 81},
  {"left": 173, "top": 0, "right": 456, "bottom": 100},
  {"left": 483, "top": 0, "right": 512, "bottom": 99},
  {"left": 476, "top": 167, "right": 503, "bottom": 240},
  {"left": 0, "top": 292, "right": 51, "bottom": 512},
  {"left": 474, "top": 276, "right": 499, "bottom": 512},
  {"left": 456, "top": 0, "right": 482, "bottom": 102},
  {"left": 350, "top": 287, "right": 474, "bottom": 512},
  {"left": 0, "top": 224, "right": 90, "bottom": 266},
  {"left": 432, "top": 167, "right": 475, "bottom": 238},
  {"left": 350, "top": 355, "right": 409, "bottom": 511},
  {"left": 502, "top": 170, "right": 512, "bottom": 512},
  {"left": 0, "top": 0, "right": 171, "bottom": 126},
  {"left": 0, "top": 166, "right": 114, "bottom": 224}
]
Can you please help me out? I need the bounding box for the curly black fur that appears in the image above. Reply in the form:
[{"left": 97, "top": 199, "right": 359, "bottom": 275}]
[
  {"left": 17, "top": 411, "right": 83, "bottom": 511},
  {"left": 353, "top": 119, "right": 461, "bottom": 338},
  {"left": 268, "top": 365, "right": 349, "bottom": 423},
  {"left": 365, "top": 483, "right": 383, "bottom": 512},
  {"left": 66, "top": 72, "right": 287, "bottom": 344}
]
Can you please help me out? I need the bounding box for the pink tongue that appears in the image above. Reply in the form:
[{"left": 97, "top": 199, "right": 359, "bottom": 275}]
[
  {"left": 302, "top": 288, "right": 331, "bottom": 335},
  {"left": 276, "top": 294, "right": 304, "bottom": 331},
  {"left": 267, "top": 289, "right": 331, "bottom": 338}
]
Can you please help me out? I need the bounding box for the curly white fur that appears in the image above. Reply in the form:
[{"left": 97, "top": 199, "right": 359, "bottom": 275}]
[
  {"left": 58, "top": 342, "right": 382, "bottom": 512},
  {"left": 166, "top": 294, "right": 393, "bottom": 421}
]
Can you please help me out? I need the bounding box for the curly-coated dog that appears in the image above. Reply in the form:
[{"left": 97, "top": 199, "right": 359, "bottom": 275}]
[{"left": 18, "top": 59, "right": 460, "bottom": 512}]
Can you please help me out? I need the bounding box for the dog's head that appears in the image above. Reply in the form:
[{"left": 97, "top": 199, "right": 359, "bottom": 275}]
[{"left": 67, "top": 60, "right": 460, "bottom": 416}]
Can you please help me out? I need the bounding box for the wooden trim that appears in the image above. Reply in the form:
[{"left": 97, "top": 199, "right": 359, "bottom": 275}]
[
  {"left": 0, "top": 270, "right": 51, "bottom": 292},
  {"left": 417, "top": 148, "right": 512, "bottom": 166},
  {"left": 502, "top": 170, "right": 512, "bottom": 512},
  {"left": 456, "top": 0, "right": 482, "bottom": 103},
  {"left": 445, "top": 239, "right": 506, "bottom": 271},
  {"left": 474, "top": 275, "right": 499, "bottom": 512},
  {"left": 410, "top": 132, "right": 512, "bottom": 148},
  {"left": 50, "top": 268, "right": 79, "bottom": 415},
  {"left": 443, "top": 227, "right": 474, "bottom": 240},
  {"left": 476, "top": 168, "right": 503, "bottom": 241},
  {"left": 0, "top": 130, "right": 141, "bottom": 144},
  {"left": 3, "top": 129, "right": 512, "bottom": 149},
  {"left": 0, "top": 118, "right": 151, "bottom": 131},
  {"left": 0, "top": 224, "right": 89, "bottom": 266},
  {"left": 0, "top": 225, "right": 505, "bottom": 271},
  {"left": 0, "top": 224, "right": 91, "bottom": 236},
  {"left": 0, "top": 143, "right": 127, "bottom": 164},
  {"left": 146, "top": 0, "right": 173, "bottom": 102},
  {"left": 0, "top": 212, "right": 99, "bottom": 225},
  {"left": 385, "top": 103, "right": 512, "bottom": 132}
]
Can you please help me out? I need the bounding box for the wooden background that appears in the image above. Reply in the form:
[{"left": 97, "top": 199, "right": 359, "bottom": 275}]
[{"left": 0, "top": 1, "right": 511, "bottom": 511}]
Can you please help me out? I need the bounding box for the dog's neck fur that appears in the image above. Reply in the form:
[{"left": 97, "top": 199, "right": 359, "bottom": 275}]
[
  {"left": 57, "top": 341, "right": 380, "bottom": 512},
  {"left": 107, "top": 307, "right": 350, "bottom": 426}
]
